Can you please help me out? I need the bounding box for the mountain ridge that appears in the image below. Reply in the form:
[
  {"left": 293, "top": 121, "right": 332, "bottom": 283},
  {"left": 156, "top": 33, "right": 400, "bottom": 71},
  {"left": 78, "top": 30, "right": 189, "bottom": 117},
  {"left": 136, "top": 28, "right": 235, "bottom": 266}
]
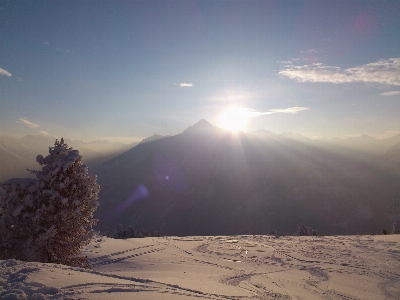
[{"left": 93, "top": 120, "right": 400, "bottom": 236}]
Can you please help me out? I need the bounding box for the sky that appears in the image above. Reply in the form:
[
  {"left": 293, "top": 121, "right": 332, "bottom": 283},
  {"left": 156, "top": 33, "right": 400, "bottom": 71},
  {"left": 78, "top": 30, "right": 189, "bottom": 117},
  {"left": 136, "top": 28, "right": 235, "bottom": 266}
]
[{"left": 1, "top": 0, "right": 400, "bottom": 143}]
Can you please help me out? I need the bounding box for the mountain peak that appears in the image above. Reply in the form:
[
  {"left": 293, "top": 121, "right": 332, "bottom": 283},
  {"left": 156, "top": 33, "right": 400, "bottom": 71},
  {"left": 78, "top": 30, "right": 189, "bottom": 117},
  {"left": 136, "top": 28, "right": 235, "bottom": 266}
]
[
  {"left": 347, "top": 134, "right": 375, "bottom": 140},
  {"left": 183, "top": 119, "right": 217, "bottom": 134},
  {"left": 194, "top": 119, "right": 214, "bottom": 128}
]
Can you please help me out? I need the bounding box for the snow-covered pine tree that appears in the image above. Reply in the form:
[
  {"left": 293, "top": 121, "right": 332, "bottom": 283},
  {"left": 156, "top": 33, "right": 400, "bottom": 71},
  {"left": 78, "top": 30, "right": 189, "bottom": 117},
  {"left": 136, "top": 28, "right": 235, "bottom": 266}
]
[
  {"left": 0, "top": 138, "right": 100, "bottom": 266},
  {"left": 127, "top": 225, "right": 136, "bottom": 238},
  {"left": 393, "top": 220, "right": 400, "bottom": 234},
  {"left": 113, "top": 224, "right": 123, "bottom": 239},
  {"left": 141, "top": 229, "right": 150, "bottom": 237}
]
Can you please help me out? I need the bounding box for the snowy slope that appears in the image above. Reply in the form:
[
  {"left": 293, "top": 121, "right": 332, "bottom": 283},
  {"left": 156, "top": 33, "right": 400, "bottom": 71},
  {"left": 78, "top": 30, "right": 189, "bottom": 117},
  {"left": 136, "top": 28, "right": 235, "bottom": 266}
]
[{"left": 1, "top": 234, "right": 400, "bottom": 299}]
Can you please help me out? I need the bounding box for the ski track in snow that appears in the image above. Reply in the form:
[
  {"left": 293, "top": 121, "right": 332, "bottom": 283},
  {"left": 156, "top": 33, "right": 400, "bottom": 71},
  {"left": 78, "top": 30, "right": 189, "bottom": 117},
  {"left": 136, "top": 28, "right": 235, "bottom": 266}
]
[{"left": 1, "top": 235, "right": 400, "bottom": 299}]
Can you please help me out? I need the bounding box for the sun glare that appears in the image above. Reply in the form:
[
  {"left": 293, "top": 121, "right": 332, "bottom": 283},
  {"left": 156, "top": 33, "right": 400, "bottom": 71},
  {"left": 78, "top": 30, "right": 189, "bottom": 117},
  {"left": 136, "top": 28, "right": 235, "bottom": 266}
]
[{"left": 220, "top": 106, "right": 248, "bottom": 132}]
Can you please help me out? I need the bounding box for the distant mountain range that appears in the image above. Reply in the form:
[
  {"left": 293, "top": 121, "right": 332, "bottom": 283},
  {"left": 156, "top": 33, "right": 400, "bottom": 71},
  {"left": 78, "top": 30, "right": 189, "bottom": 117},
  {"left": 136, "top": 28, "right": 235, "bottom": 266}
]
[
  {"left": 2, "top": 123, "right": 400, "bottom": 235},
  {"left": 92, "top": 120, "right": 400, "bottom": 236},
  {"left": 0, "top": 135, "right": 137, "bottom": 182}
]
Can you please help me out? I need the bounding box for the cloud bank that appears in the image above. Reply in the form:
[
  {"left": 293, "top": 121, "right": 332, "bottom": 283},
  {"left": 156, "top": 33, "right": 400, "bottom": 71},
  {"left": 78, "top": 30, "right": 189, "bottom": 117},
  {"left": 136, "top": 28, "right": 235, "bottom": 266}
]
[
  {"left": 280, "top": 58, "right": 400, "bottom": 86},
  {"left": 19, "top": 117, "right": 40, "bottom": 128},
  {"left": 381, "top": 91, "right": 400, "bottom": 96},
  {"left": 0, "top": 68, "right": 12, "bottom": 77}
]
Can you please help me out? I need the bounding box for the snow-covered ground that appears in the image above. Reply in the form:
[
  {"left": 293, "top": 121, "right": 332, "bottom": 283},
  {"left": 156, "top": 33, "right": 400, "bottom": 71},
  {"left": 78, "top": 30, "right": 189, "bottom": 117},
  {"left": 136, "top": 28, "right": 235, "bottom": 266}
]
[{"left": 1, "top": 234, "right": 400, "bottom": 299}]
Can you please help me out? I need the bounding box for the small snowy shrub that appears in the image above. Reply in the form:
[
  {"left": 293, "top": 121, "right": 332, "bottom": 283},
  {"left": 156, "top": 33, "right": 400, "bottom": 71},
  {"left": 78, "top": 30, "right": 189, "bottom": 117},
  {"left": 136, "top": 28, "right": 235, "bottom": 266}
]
[
  {"left": 393, "top": 220, "right": 400, "bottom": 234},
  {"left": 0, "top": 138, "right": 100, "bottom": 266},
  {"left": 268, "top": 230, "right": 278, "bottom": 237},
  {"left": 297, "top": 224, "right": 312, "bottom": 236}
]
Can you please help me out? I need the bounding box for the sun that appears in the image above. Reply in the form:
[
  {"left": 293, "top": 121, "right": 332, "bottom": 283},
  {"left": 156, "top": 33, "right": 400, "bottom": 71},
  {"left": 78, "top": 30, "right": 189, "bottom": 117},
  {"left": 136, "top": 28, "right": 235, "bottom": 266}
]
[{"left": 220, "top": 106, "right": 248, "bottom": 132}]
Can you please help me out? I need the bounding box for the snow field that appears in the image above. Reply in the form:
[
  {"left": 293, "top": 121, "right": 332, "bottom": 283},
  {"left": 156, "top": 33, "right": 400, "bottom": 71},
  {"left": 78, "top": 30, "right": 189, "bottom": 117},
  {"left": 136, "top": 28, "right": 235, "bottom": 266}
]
[{"left": 1, "top": 234, "right": 400, "bottom": 299}]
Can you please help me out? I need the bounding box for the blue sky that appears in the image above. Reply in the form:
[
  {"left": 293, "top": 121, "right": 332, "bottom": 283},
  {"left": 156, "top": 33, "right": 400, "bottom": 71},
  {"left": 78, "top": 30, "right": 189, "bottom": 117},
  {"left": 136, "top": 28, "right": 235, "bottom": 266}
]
[{"left": 1, "top": 0, "right": 400, "bottom": 143}]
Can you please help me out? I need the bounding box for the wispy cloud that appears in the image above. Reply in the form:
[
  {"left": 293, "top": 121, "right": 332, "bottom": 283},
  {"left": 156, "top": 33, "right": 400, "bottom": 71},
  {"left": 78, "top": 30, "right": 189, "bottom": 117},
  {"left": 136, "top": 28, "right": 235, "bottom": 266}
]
[
  {"left": 381, "top": 91, "right": 400, "bottom": 96},
  {"left": 42, "top": 42, "right": 71, "bottom": 53},
  {"left": 19, "top": 117, "right": 40, "bottom": 128},
  {"left": 300, "top": 49, "right": 318, "bottom": 54},
  {"left": 280, "top": 58, "right": 400, "bottom": 86},
  {"left": 268, "top": 107, "right": 310, "bottom": 114},
  {"left": 180, "top": 83, "right": 193, "bottom": 87},
  {"left": 241, "top": 107, "right": 310, "bottom": 118},
  {"left": 0, "top": 68, "right": 12, "bottom": 77},
  {"left": 386, "top": 130, "right": 400, "bottom": 133},
  {"left": 39, "top": 130, "right": 52, "bottom": 136},
  {"left": 54, "top": 47, "right": 70, "bottom": 53},
  {"left": 342, "top": 133, "right": 367, "bottom": 138}
]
